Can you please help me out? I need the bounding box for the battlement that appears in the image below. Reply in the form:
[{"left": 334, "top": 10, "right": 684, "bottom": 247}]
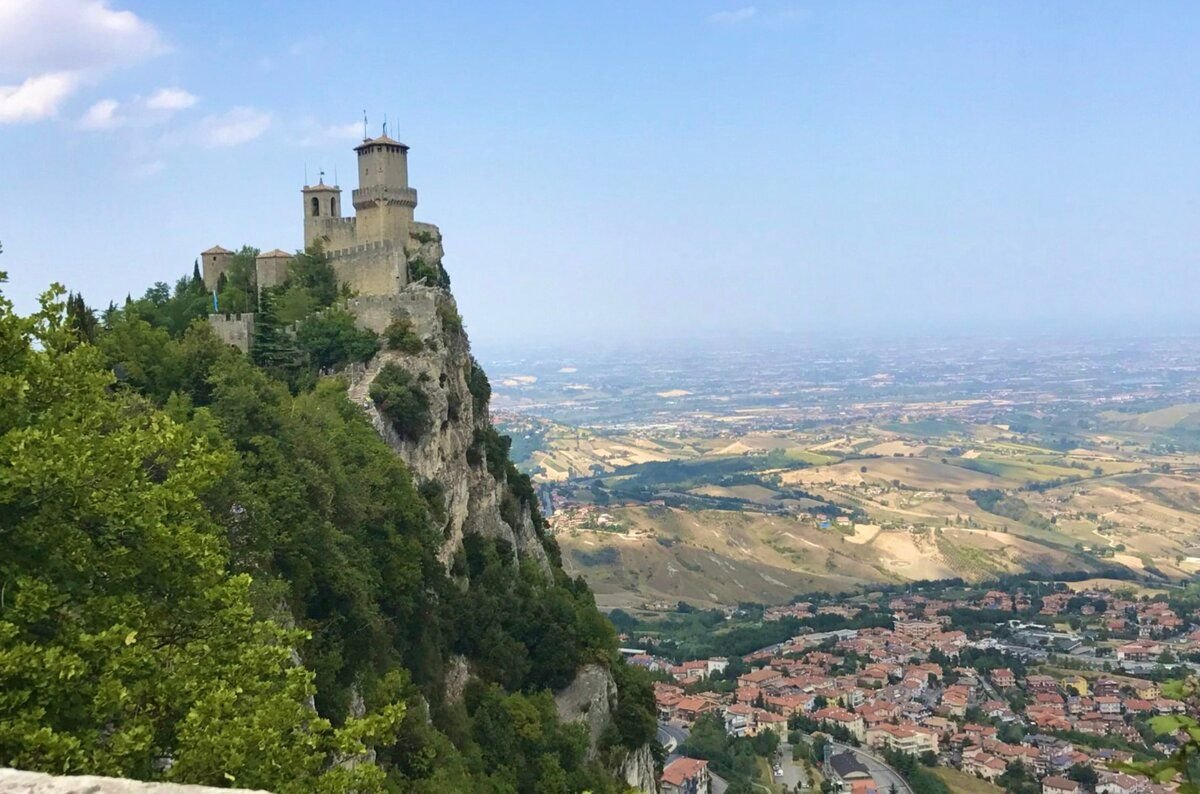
[
  {"left": 345, "top": 283, "right": 442, "bottom": 335},
  {"left": 328, "top": 239, "right": 398, "bottom": 259},
  {"left": 352, "top": 185, "right": 417, "bottom": 209},
  {"left": 207, "top": 312, "right": 256, "bottom": 353},
  {"left": 206, "top": 130, "right": 429, "bottom": 333}
]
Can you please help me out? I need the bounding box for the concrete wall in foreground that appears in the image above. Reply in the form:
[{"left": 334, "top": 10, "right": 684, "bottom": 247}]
[{"left": 0, "top": 768, "right": 268, "bottom": 793}]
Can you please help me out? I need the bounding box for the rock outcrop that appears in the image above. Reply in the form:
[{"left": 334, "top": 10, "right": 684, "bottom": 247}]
[
  {"left": 616, "top": 744, "right": 659, "bottom": 793},
  {"left": 346, "top": 234, "right": 549, "bottom": 571},
  {"left": 554, "top": 664, "right": 659, "bottom": 793},
  {"left": 346, "top": 231, "right": 659, "bottom": 792},
  {"left": 554, "top": 663, "right": 619, "bottom": 753}
]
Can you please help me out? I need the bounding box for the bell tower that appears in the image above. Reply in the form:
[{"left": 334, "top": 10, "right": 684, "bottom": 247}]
[{"left": 302, "top": 173, "right": 342, "bottom": 249}]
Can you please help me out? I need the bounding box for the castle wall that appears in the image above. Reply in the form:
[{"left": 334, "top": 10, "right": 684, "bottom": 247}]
[
  {"left": 344, "top": 285, "right": 440, "bottom": 335},
  {"left": 332, "top": 242, "right": 407, "bottom": 299},
  {"left": 208, "top": 312, "right": 256, "bottom": 353},
  {"left": 305, "top": 216, "right": 358, "bottom": 251}
]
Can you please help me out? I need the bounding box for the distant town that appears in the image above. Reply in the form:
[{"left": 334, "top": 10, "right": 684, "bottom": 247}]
[{"left": 617, "top": 577, "right": 1200, "bottom": 794}]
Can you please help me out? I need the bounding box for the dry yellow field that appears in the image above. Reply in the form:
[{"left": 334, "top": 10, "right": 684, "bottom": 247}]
[{"left": 557, "top": 505, "right": 1092, "bottom": 608}]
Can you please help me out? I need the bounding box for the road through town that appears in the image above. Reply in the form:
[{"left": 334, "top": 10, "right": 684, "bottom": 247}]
[{"left": 830, "top": 742, "right": 913, "bottom": 794}]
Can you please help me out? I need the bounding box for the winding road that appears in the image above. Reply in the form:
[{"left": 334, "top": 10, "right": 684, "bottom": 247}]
[{"left": 829, "top": 742, "right": 913, "bottom": 794}]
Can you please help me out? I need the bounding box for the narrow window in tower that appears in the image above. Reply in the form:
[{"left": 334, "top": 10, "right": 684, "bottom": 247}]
[{"left": 311, "top": 196, "right": 320, "bottom": 217}]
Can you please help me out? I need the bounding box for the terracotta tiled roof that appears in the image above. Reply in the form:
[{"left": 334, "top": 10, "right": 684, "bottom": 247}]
[{"left": 661, "top": 757, "right": 707, "bottom": 786}]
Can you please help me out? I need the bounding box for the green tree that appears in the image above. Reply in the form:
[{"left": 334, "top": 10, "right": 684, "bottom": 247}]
[
  {"left": 215, "top": 246, "right": 260, "bottom": 314},
  {"left": 287, "top": 244, "right": 340, "bottom": 308},
  {"left": 1068, "top": 762, "right": 1098, "bottom": 787},
  {"left": 296, "top": 309, "right": 379, "bottom": 371},
  {"left": 0, "top": 278, "right": 403, "bottom": 792},
  {"left": 370, "top": 362, "right": 431, "bottom": 440}
]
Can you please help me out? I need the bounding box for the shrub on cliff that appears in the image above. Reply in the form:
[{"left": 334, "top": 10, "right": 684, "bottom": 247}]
[
  {"left": 467, "top": 356, "right": 491, "bottom": 414},
  {"left": 296, "top": 308, "right": 379, "bottom": 371},
  {"left": 407, "top": 256, "right": 450, "bottom": 289},
  {"left": 370, "top": 362, "right": 431, "bottom": 440},
  {"left": 384, "top": 318, "right": 423, "bottom": 353}
]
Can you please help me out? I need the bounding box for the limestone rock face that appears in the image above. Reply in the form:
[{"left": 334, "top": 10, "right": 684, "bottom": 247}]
[
  {"left": 349, "top": 225, "right": 658, "bottom": 791},
  {"left": 443, "top": 654, "right": 470, "bottom": 705},
  {"left": 553, "top": 664, "right": 660, "bottom": 794},
  {"left": 553, "top": 663, "right": 618, "bottom": 754},
  {"left": 0, "top": 769, "right": 267, "bottom": 794},
  {"left": 616, "top": 744, "right": 659, "bottom": 794},
  {"left": 345, "top": 266, "right": 549, "bottom": 571}
]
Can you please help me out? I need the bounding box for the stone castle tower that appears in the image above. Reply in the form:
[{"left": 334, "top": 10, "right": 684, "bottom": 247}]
[
  {"left": 203, "top": 131, "right": 422, "bottom": 303},
  {"left": 203, "top": 130, "right": 444, "bottom": 350}
]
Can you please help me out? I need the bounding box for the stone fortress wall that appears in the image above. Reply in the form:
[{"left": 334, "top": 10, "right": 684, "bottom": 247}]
[
  {"left": 202, "top": 131, "right": 427, "bottom": 351},
  {"left": 207, "top": 312, "right": 256, "bottom": 351}
]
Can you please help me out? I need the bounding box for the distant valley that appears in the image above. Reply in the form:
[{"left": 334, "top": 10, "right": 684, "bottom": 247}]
[{"left": 486, "top": 335, "right": 1200, "bottom": 610}]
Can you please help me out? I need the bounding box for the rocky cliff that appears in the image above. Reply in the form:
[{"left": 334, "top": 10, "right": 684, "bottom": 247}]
[
  {"left": 346, "top": 301, "right": 549, "bottom": 570},
  {"left": 348, "top": 227, "right": 659, "bottom": 793}
]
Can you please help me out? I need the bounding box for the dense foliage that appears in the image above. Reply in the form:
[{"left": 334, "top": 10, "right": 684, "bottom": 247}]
[
  {"left": 677, "top": 713, "right": 777, "bottom": 794},
  {"left": 0, "top": 266, "right": 655, "bottom": 792},
  {"left": 385, "top": 318, "right": 425, "bottom": 354},
  {"left": 879, "top": 748, "right": 951, "bottom": 794},
  {"left": 0, "top": 281, "right": 404, "bottom": 792},
  {"left": 408, "top": 257, "right": 451, "bottom": 289},
  {"left": 626, "top": 606, "right": 893, "bottom": 662},
  {"left": 371, "top": 362, "right": 432, "bottom": 440},
  {"left": 295, "top": 309, "right": 380, "bottom": 371}
]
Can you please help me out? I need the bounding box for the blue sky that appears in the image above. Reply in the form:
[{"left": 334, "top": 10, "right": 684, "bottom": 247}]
[{"left": 2, "top": 1, "right": 1199, "bottom": 342}]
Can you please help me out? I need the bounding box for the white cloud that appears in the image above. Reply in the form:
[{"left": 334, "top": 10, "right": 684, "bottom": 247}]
[
  {"left": 294, "top": 118, "right": 367, "bottom": 147},
  {"left": 133, "top": 159, "right": 164, "bottom": 178},
  {"left": 79, "top": 97, "right": 120, "bottom": 128},
  {"left": 0, "top": 71, "right": 77, "bottom": 123},
  {"left": 0, "top": 0, "right": 165, "bottom": 74},
  {"left": 326, "top": 122, "right": 363, "bottom": 140},
  {"left": 0, "top": 0, "right": 165, "bottom": 124},
  {"left": 78, "top": 87, "right": 198, "bottom": 130},
  {"left": 709, "top": 6, "right": 757, "bottom": 24},
  {"left": 196, "top": 107, "right": 271, "bottom": 148},
  {"left": 145, "top": 87, "right": 196, "bottom": 111}
]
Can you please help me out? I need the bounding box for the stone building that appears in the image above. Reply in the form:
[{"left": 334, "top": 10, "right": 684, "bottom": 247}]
[{"left": 202, "top": 128, "right": 434, "bottom": 350}]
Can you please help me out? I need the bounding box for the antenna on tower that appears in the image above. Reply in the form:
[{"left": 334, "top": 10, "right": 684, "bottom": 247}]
[
  {"left": 382, "top": 113, "right": 388, "bottom": 138},
  {"left": 318, "top": 168, "right": 325, "bottom": 185},
  {"left": 304, "top": 163, "right": 308, "bottom": 185},
  {"left": 362, "top": 110, "right": 368, "bottom": 140},
  {"left": 333, "top": 165, "right": 338, "bottom": 186}
]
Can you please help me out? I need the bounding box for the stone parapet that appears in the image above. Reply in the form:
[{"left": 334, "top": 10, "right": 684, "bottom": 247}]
[{"left": 0, "top": 768, "right": 269, "bottom": 793}]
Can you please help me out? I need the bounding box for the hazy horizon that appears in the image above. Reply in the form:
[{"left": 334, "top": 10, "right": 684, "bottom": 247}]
[{"left": 3, "top": 1, "right": 1200, "bottom": 344}]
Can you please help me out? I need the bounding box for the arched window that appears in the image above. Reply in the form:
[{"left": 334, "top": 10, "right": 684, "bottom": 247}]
[
  {"left": 330, "top": 196, "right": 337, "bottom": 216},
  {"left": 311, "top": 196, "right": 320, "bottom": 217}
]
